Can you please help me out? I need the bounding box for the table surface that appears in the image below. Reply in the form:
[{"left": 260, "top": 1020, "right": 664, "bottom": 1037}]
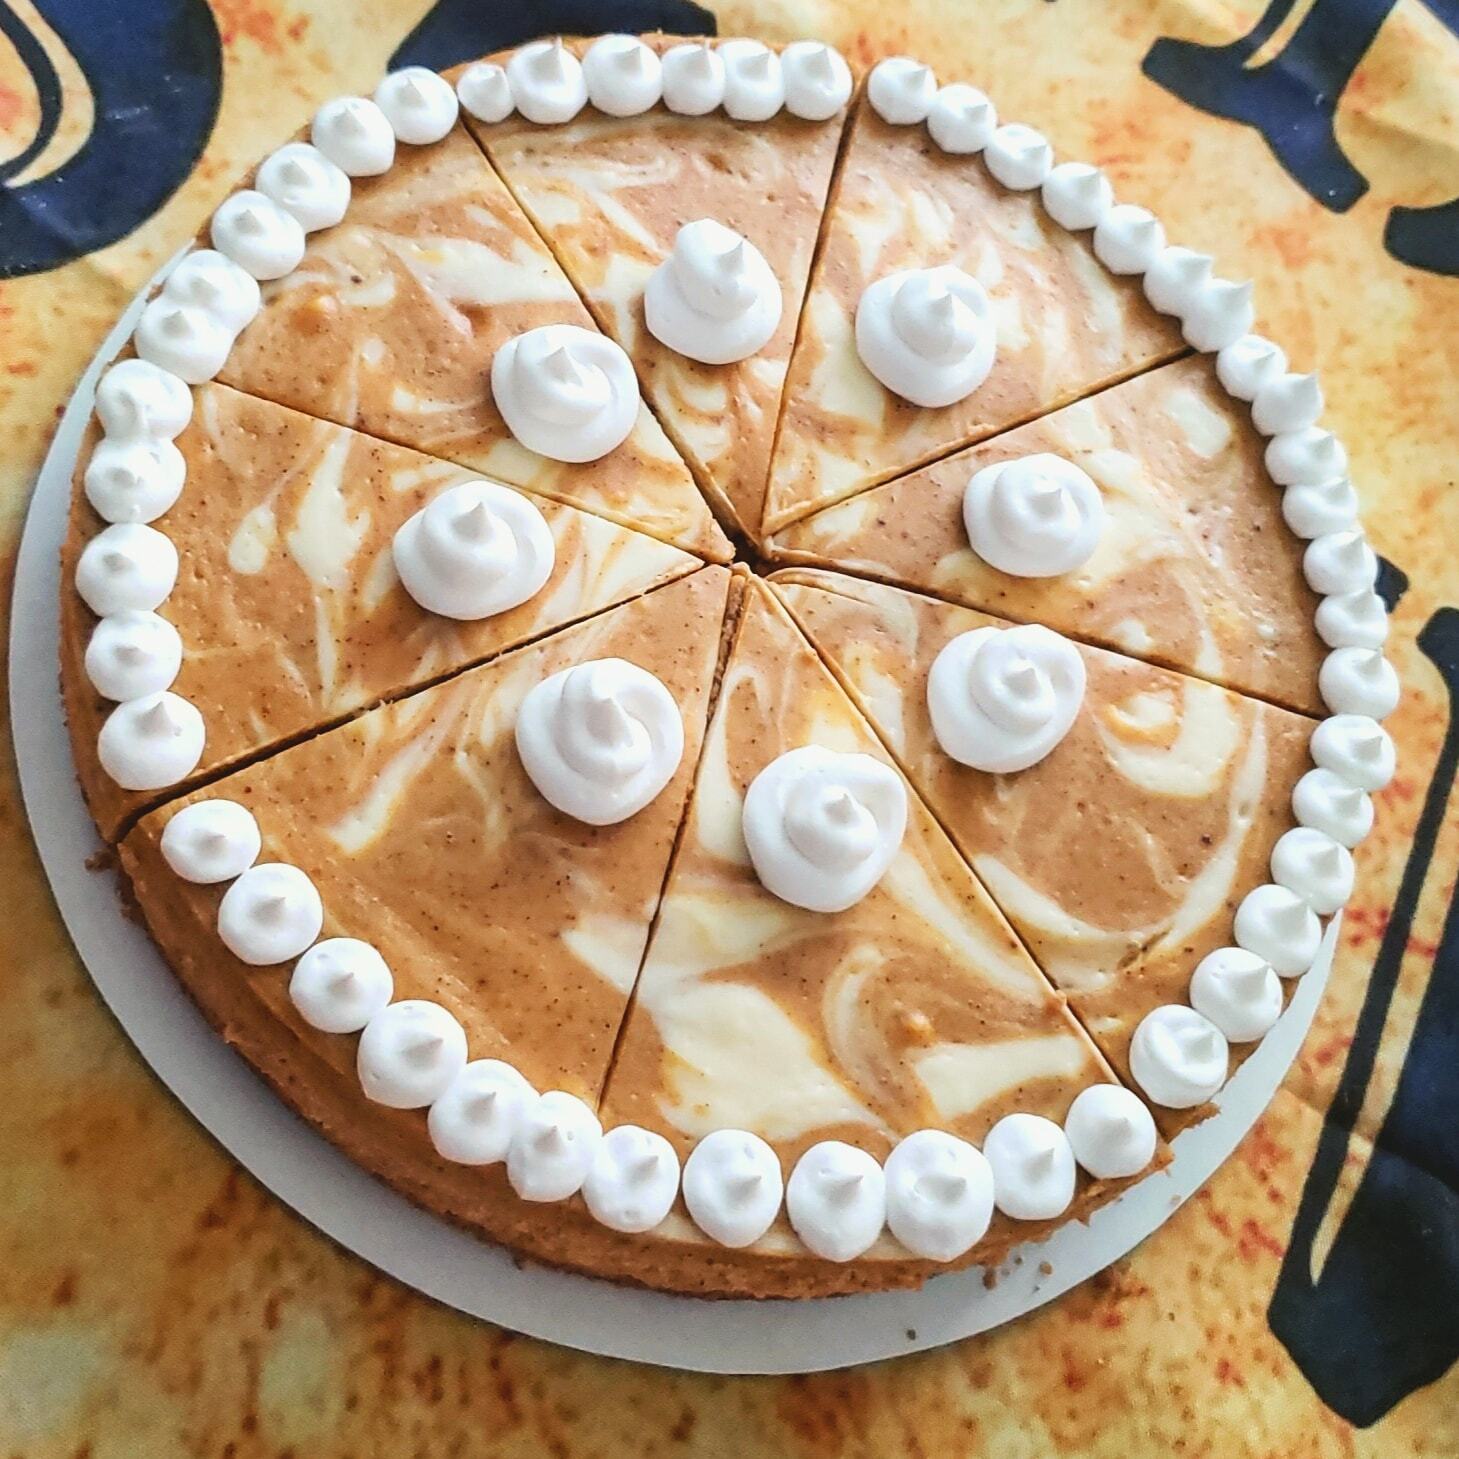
[{"left": 2, "top": 0, "right": 1458, "bottom": 1453}]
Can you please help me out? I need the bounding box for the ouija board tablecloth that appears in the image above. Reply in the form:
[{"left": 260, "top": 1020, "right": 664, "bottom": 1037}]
[{"left": 1, "top": 0, "right": 1457, "bottom": 1452}]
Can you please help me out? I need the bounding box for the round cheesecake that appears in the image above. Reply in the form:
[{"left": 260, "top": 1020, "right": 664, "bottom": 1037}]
[{"left": 59, "top": 35, "right": 1396, "bottom": 1299}]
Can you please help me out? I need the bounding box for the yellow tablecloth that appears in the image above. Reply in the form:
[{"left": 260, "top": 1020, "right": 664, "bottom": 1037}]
[{"left": 2, "top": 0, "right": 1457, "bottom": 1451}]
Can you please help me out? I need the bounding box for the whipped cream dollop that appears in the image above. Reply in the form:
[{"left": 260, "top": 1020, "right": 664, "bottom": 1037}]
[
  {"left": 165, "top": 248, "right": 263, "bottom": 332},
  {"left": 583, "top": 1124, "right": 681, "bottom": 1233},
  {"left": 1310, "top": 713, "right": 1396, "bottom": 791},
  {"left": 159, "top": 799, "right": 261, "bottom": 884},
  {"left": 926, "top": 83, "right": 996, "bottom": 154},
  {"left": 866, "top": 57, "right": 936, "bottom": 125},
  {"left": 1216, "top": 334, "right": 1287, "bottom": 401},
  {"left": 97, "top": 691, "right": 204, "bottom": 789},
  {"left": 1266, "top": 426, "right": 1348, "bottom": 487},
  {"left": 1304, "top": 530, "right": 1377, "bottom": 597},
  {"left": 1144, "top": 253, "right": 1256, "bottom": 352},
  {"left": 1143, "top": 246, "right": 1213, "bottom": 315},
  {"left": 681, "top": 1128, "right": 783, "bottom": 1248},
  {"left": 882, "top": 1129, "right": 995, "bottom": 1260},
  {"left": 456, "top": 62, "right": 514, "bottom": 124},
  {"left": 516, "top": 658, "right": 684, "bottom": 826},
  {"left": 1063, "top": 1084, "right": 1158, "bottom": 1179},
  {"left": 779, "top": 41, "right": 852, "bottom": 120},
  {"left": 75, "top": 523, "right": 179, "bottom": 616},
  {"left": 217, "top": 862, "right": 324, "bottom": 966},
  {"left": 210, "top": 190, "right": 306, "bottom": 281},
  {"left": 983, "top": 1112, "right": 1076, "bottom": 1220},
  {"left": 660, "top": 42, "right": 725, "bottom": 116},
  {"left": 255, "top": 142, "right": 350, "bottom": 233},
  {"left": 786, "top": 1141, "right": 887, "bottom": 1262},
  {"left": 428, "top": 1059, "right": 535, "bottom": 1164},
  {"left": 1233, "top": 883, "right": 1322, "bottom": 976},
  {"left": 357, "top": 999, "right": 468, "bottom": 1109},
  {"left": 95, "top": 359, "right": 193, "bottom": 441},
  {"left": 133, "top": 299, "right": 234, "bottom": 383},
  {"left": 1041, "top": 162, "right": 1113, "bottom": 231},
  {"left": 963, "top": 453, "right": 1105, "bottom": 577},
  {"left": 289, "top": 938, "right": 394, "bottom": 1034},
  {"left": 718, "top": 39, "right": 784, "bottom": 121},
  {"left": 392, "top": 481, "right": 554, "bottom": 620},
  {"left": 644, "top": 219, "right": 782, "bottom": 365},
  {"left": 742, "top": 746, "right": 907, "bottom": 913},
  {"left": 84, "top": 437, "right": 185, "bottom": 524},
  {"left": 1292, "top": 767, "right": 1374, "bottom": 849},
  {"left": 1316, "top": 589, "right": 1389, "bottom": 651},
  {"left": 507, "top": 38, "right": 588, "bottom": 125},
  {"left": 1183, "top": 278, "right": 1255, "bottom": 353},
  {"left": 1271, "top": 826, "right": 1354, "bottom": 915},
  {"left": 491, "top": 323, "right": 639, "bottom": 463},
  {"left": 1319, "top": 647, "right": 1400, "bottom": 720},
  {"left": 582, "top": 34, "right": 662, "bottom": 116},
  {"left": 1092, "top": 204, "right": 1166, "bottom": 275},
  {"left": 855, "top": 265, "right": 996, "bottom": 408},
  {"left": 1282, "top": 477, "right": 1360, "bottom": 540},
  {"left": 1130, "top": 1005, "right": 1229, "bottom": 1108},
  {"left": 983, "top": 123, "right": 1053, "bottom": 190},
  {"left": 310, "top": 96, "right": 396, "bottom": 176},
  {"left": 1252, "top": 371, "right": 1323, "bottom": 436},
  {"left": 1188, "top": 946, "right": 1283, "bottom": 1043},
  {"left": 506, "top": 1090, "right": 603, "bottom": 1202},
  {"left": 374, "top": 67, "right": 459, "bottom": 144},
  {"left": 85, "top": 610, "right": 182, "bottom": 700},
  {"left": 927, "top": 624, "right": 1085, "bottom": 773}
]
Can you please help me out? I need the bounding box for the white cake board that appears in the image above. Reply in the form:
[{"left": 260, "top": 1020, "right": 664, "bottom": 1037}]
[{"left": 9, "top": 273, "right": 1335, "bottom": 1374}]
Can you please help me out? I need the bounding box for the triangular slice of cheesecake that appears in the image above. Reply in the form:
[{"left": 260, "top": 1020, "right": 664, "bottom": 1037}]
[
  {"left": 64, "top": 384, "right": 701, "bottom": 840},
  {"left": 772, "top": 568, "right": 1314, "bottom": 1129},
  {"left": 468, "top": 37, "right": 848, "bottom": 538},
  {"left": 122, "top": 566, "right": 730, "bottom": 1109},
  {"left": 600, "top": 580, "right": 1150, "bottom": 1284},
  {"left": 759, "top": 98, "right": 1184, "bottom": 533},
  {"left": 216, "top": 123, "right": 730, "bottom": 561},
  {"left": 770, "top": 356, "right": 1324, "bottom": 714}
]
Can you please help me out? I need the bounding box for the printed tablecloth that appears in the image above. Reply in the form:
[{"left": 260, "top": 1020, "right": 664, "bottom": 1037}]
[{"left": 1, "top": 0, "right": 1457, "bottom": 1451}]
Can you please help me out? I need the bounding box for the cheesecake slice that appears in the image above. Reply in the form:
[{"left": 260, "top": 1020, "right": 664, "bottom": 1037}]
[
  {"left": 469, "top": 37, "right": 848, "bottom": 538},
  {"left": 216, "top": 123, "right": 730, "bottom": 560},
  {"left": 773, "top": 568, "right": 1314, "bottom": 1126},
  {"left": 64, "top": 384, "right": 701, "bottom": 840},
  {"left": 120, "top": 567, "right": 728, "bottom": 1246},
  {"left": 770, "top": 356, "right": 1324, "bottom": 713},
  {"left": 759, "top": 98, "right": 1184, "bottom": 533},
  {"left": 599, "top": 580, "right": 1150, "bottom": 1288}
]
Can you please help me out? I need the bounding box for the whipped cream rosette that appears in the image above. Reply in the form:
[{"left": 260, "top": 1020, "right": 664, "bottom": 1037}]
[
  {"left": 927, "top": 623, "right": 1086, "bottom": 773},
  {"left": 645, "top": 219, "right": 782, "bottom": 366},
  {"left": 742, "top": 746, "right": 907, "bottom": 912},
  {"left": 515, "top": 657, "right": 684, "bottom": 826},
  {"left": 855, "top": 265, "right": 997, "bottom": 408},
  {"left": 391, "top": 481, "right": 554, "bottom": 621}
]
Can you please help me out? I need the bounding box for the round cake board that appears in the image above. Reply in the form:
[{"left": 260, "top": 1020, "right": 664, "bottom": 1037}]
[{"left": 9, "top": 265, "right": 1336, "bottom": 1375}]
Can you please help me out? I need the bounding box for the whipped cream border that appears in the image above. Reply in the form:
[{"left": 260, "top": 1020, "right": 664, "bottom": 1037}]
[{"left": 72, "top": 39, "right": 1394, "bottom": 1267}]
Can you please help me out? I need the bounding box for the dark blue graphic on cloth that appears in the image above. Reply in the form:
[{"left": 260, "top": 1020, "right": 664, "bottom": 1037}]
[
  {"left": 0, "top": 0, "right": 221, "bottom": 278},
  {"left": 1144, "top": 0, "right": 1459, "bottom": 275}
]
